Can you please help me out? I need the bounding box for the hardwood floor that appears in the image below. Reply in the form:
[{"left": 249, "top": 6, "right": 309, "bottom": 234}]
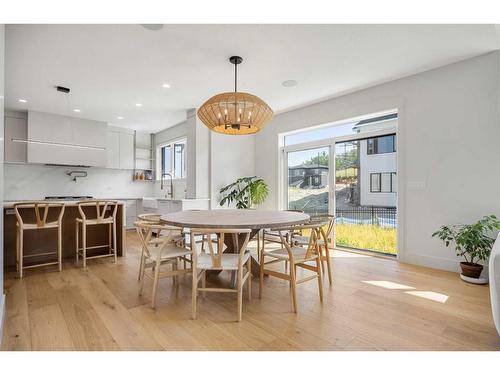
[{"left": 2, "top": 231, "right": 500, "bottom": 350}]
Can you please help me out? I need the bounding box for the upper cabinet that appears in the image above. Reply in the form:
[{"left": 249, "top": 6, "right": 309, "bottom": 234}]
[
  {"left": 106, "top": 126, "right": 135, "bottom": 170},
  {"left": 27, "top": 111, "right": 107, "bottom": 167},
  {"left": 4, "top": 111, "right": 28, "bottom": 163}
]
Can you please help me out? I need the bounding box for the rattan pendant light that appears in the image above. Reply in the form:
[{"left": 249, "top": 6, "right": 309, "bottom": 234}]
[{"left": 197, "top": 56, "right": 273, "bottom": 135}]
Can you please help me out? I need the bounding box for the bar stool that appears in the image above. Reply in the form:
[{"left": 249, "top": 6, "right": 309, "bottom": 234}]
[
  {"left": 76, "top": 200, "right": 118, "bottom": 269},
  {"left": 14, "top": 202, "right": 65, "bottom": 279}
]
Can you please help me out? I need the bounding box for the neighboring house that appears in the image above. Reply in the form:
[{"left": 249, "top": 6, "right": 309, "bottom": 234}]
[
  {"left": 356, "top": 115, "right": 397, "bottom": 207},
  {"left": 288, "top": 164, "right": 328, "bottom": 189}
]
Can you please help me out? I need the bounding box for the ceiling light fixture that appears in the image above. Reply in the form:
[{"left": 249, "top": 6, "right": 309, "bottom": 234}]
[
  {"left": 282, "top": 79, "right": 298, "bottom": 87},
  {"left": 117, "top": 116, "right": 124, "bottom": 120},
  {"left": 18, "top": 99, "right": 28, "bottom": 103},
  {"left": 135, "top": 103, "right": 142, "bottom": 107},
  {"left": 73, "top": 109, "right": 81, "bottom": 113},
  {"left": 197, "top": 56, "right": 273, "bottom": 135},
  {"left": 140, "top": 24, "right": 164, "bottom": 31},
  {"left": 162, "top": 83, "right": 171, "bottom": 88}
]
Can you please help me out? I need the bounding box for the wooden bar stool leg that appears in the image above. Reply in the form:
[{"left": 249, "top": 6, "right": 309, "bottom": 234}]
[
  {"left": 82, "top": 223, "right": 87, "bottom": 269},
  {"left": 259, "top": 251, "right": 264, "bottom": 298},
  {"left": 18, "top": 227, "right": 24, "bottom": 279},
  {"left": 75, "top": 221, "right": 79, "bottom": 263},
  {"left": 108, "top": 223, "right": 112, "bottom": 254},
  {"left": 58, "top": 224, "right": 63, "bottom": 272},
  {"left": 112, "top": 221, "right": 117, "bottom": 263}
]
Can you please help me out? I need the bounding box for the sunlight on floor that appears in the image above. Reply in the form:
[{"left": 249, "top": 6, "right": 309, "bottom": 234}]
[
  {"left": 405, "top": 290, "right": 449, "bottom": 303},
  {"left": 362, "top": 280, "right": 416, "bottom": 290}
]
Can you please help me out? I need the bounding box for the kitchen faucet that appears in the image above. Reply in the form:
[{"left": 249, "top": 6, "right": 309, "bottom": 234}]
[{"left": 160, "top": 172, "right": 173, "bottom": 198}]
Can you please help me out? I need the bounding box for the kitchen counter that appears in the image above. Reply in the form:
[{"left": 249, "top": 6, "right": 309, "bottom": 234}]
[
  {"left": 3, "top": 199, "right": 126, "bottom": 208},
  {"left": 3, "top": 200, "right": 125, "bottom": 270}
]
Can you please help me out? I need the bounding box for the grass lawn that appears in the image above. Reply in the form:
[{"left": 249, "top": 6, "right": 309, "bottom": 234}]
[
  {"left": 335, "top": 167, "right": 357, "bottom": 179},
  {"left": 335, "top": 224, "right": 397, "bottom": 255}
]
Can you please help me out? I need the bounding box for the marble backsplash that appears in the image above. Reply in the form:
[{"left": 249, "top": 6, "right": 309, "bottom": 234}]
[{"left": 4, "top": 163, "right": 154, "bottom": 200}]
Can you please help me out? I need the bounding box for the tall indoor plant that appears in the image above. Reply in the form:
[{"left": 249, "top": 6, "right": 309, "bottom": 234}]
[
  {"left": 432, "top": 215, "right": 500, "bottom": 279},
  {"left": 219, "top": 176, "right": 269, "bottom": 209}
]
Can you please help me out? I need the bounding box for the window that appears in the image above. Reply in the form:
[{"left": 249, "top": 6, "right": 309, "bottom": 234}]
[
  {"left": 158, "top": 138, "right": 186, "bottom": 179},
  {"left": 370, "top": 172, "right": 396, "bottom": 193},
  {"left": 367, "top": 135, "right": 396, "bottom": 155}
]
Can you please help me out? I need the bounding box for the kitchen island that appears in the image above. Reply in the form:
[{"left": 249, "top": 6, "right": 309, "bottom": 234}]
[{"left": 3, "top": 200, "right": 125, "bottom": 270}]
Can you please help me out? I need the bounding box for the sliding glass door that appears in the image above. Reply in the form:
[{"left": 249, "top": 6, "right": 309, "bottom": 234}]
[
  {"left": 286, "top": 146, "right": 330, "bottom": 215},
  {"left": 334, "top": 135, "right": 397, "bottom": 255}
]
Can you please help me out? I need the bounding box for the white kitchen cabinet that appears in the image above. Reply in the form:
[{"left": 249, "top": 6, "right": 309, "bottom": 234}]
[
  {"left": 154, "top": 199, "right": 209, "bottom": 216},
  {"left": 106, "top": 130, "right": 120, "bottom": 169},
  {"left": 106, "top": 126, "right": 135, "bottom": 170},
  {"left": 119, "top": 132, "right": 135, "bottom": 170},
  {"left": 27, "top": 111, "right": 107, "bottom": 167},
  {"left": 4, "top": 112, "right": 27, "bottom": 163}
]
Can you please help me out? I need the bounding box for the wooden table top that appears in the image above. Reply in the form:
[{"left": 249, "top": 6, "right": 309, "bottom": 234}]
[{"left": 160, "top": 209, "right": 310, "bottom": 229}]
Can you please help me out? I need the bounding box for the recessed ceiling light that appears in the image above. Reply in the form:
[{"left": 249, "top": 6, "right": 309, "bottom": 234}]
[
  {"left": 18, "top": 98, "right": 28, "bottom": 103},
  {"left": 73, "top": 109, "right": 81, "bottom": 113},
  {"left": 135, "top": 103, "right": 142, "bottom": 107},
  {"left": 282, "top": 80, "right": 298, "bottom": 87},
  {"left": 117, "top": 116, "right": 124, "bottom": 120},
  {"left": 140, "top": 24, "right": 164, "bottom": 31},
  {"left": 162, "top": 83, "right": 171, "bottom": 88}
]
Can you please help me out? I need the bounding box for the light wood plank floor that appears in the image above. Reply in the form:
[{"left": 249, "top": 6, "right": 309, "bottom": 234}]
[{"left": 2, "top": 231, "right": 500, "bottom": 351}]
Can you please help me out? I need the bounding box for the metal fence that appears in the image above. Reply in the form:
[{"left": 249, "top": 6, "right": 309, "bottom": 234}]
[{"left": 335, "top": 206, "right": 397, "bottom": 228}]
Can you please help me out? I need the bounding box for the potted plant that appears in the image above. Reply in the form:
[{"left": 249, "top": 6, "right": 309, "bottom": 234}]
[
  {"left": 219, "top": 176, "right": 269, "bottom": 209},
  {"left": 432, "top": 215, "right": 500, "bottom": 279}
]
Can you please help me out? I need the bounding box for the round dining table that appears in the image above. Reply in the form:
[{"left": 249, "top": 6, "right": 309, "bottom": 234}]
[{"left": 160, "top": 209, "right": 310, "bottom": 275}]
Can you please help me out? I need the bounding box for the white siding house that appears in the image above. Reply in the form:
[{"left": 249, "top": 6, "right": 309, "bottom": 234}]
[{"left": 358, "top": 118, "right": 397, "bottom": 207}]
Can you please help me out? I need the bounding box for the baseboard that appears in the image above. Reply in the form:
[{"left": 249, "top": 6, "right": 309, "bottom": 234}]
[
  {"left": 402, "top": 252, "right": 490, "bottom": 278},
  {"left": 0, "top": 293, "right": 5, "bottom": 346}
]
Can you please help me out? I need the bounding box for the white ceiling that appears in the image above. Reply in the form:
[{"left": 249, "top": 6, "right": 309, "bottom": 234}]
[{"left": 5, "top": 24, "right": 499, "bottom": 133}]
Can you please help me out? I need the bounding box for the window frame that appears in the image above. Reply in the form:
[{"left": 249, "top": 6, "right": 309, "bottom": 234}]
[
  {"left": 370, "top": 172, "right": 397, "bottom": 193},
  {"left": 156, "top": 137, "right": 187, "bottom": 180},
  {"left": 366, "top": 134, "right": 396, "bottom": 155}
]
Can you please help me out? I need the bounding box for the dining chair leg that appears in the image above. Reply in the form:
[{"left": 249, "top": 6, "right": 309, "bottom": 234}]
[
  {"left": 289, "top": 262, "right": 298, "bottom": 313},
  {"left": 138, "top": 253, "right": 144, "bottom": 280},
  {"left": 316, "top": 256, "right": 324, "bottom": 302},
  {"left": 58, "top": 225, "right": 63, "bottom": 272},
  {"left": 201, "top": 270, "right": 206, "bottom": 299},
  {"left": 138, "top": 256, "right": 146, "bottom": 296},
  {"left": 151, "top": 258, "right": 161, "bottom": 308},
  {"left": 324, "top": 244, "right": 333, "bottom": 285},
  {"left": 259, "top": 251, "right": 264, "bottom": 298},
  {"left": 192, "top": 269, "right": 198, "bottom": 319},
  {"left": 237, "top": 267, "right": 243, "bottom": 322},
  {"left": 247, "top": 257, "right": 252, "bottom": 301}
]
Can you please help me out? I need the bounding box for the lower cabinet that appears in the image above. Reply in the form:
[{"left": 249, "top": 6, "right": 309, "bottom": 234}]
[{"left": 125, "top": 199, "right": 138, "bottom": 229}]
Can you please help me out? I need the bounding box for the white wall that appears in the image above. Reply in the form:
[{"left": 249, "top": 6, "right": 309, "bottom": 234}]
[
  {"left": 210, "top": 133, "right": 255, "bottom": 209},
  {"left": 4, "top": 163, "right": 153, "bottom": 200},
  {"left": 0, "top": 24, "right": 5, "bottom": 336},
  {"left": 255, "top": 52, "right": 500, "bottom": 273}
]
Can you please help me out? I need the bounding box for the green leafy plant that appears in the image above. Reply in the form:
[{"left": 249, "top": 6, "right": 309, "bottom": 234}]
[
  {"left": 219, "top": 176, "right": 269, "bottom": 209},
  {"left": 432, "top": 215, "right": 500, "bottom": 265}
]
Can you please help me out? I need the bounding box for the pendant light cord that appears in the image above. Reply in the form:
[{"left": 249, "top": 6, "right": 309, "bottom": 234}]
[{"left": 234, "top": 62, "right": 237, "bottom": 92}]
